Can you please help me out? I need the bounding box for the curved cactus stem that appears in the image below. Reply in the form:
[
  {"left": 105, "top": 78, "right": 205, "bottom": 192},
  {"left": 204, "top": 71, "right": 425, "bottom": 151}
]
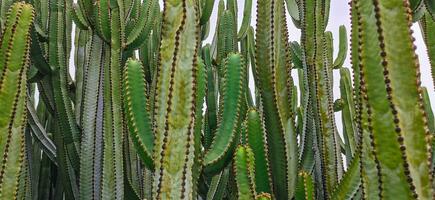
[
  {"left": 237, "top": 0, "right": 252, "bottom": 40},
  {"left": 285, "top": 0, "right": 300, "bottom": 27},
  {"left": 204, "top": 53, "right": 245, "bottom": 175},
  {"left": 0, "top": 2, "right": 33, "bottom": 199},
  {"left": 70, "top": 3, "right": 89, "bottom": 30},
  {"left": 26, "top": 99, "right": 57, "bottom": 164},
  {"left": 122, "top": 58, "right": 154, "bottom": 169},
  {"left": 333, "top": 25, "right": 348, "bottom": 69}
]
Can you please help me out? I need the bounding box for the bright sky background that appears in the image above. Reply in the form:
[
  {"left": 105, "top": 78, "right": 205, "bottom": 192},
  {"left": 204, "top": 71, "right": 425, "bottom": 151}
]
[{"left": 68, "top": 0, "right": 434, "bottom": 133}]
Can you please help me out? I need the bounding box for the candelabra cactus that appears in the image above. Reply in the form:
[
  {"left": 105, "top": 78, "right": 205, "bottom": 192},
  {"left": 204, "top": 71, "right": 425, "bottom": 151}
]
[{"left": 0, "top": 0, "right": 434, "bottom": 199}]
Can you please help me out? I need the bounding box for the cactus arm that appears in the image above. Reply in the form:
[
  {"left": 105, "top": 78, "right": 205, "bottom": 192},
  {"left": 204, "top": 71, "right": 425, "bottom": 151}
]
[
  {"left": 419, "top": 12, "right": 435, "bottom": 89},
  {"left": 295, "top": 171, "right": 315, "bottom": 200},
  {"left": 200, "top": 0, "right": 214, "bottom": 25},
  {"left": 377, "top": 0, "right": 432, "bottom": 198},
  {"left": 100, "top": 1, "right": 125, "bottom": 198},
  {"left": 152, "top": 0, "right": 200, "bottom": 198},
  {"left": 26, "top": 100, "right": 57, "bottom": 164},
  {"left": 206, "top": 168, "right": 230, "bottom": 200},
  {"left": 333, "top": 25, "right": 347, "bottom": 69},
  {"left": 355, "top": 0, "right": 404, "bottom": 198},
  {"left": 0, "top": 3, "right": 33, "bottom": 199},
  {"left": 421, "top": 87, "right": 435, "bottom": 176},
  {"left": 192, "top": 57, "right": 207, "bottom": 198},
  {"left": 315, "top": 31, "right": 342, "bottom": 194},
  {"left": 245, "top": 108, "right": 272, "bottom": 194},
  {"left": 70, "top": 4, "right": 89, "bottom": 30},
  {"left": 125, "top": 0, "right": 159, "bottom": 50},
  {"left": 203, "top": 53, "right": 245, "bottom": 174},
  {"left": 122, "top": 58, "right": 154, "bottom": 169},
  {"left": 47, "top": 0, "right": 81, "bottom": 198},
  {"left": 284, "top": 0, "right": 300, "bottom": 25},
  {"left": 422, "top": 87, "right": 434, "bottom": 134},
  {"left": 339, "top": 67, "right": 357, "bottom": 163},
  {"left": 254, "top": 0, "right": 294, "bottom": 198},
  {"left": 216, "top": 10, "right": 237, "bottom": 67},
  {"left": 330, "top": 154, "right": 361, "bottom": 200},
  {"left": 202, "top": 45, "right": 217, "bottom": 149},
  {"left": 255, "top": 193, "right": 272, "bottom": 200},
  {"left": 355, "top": 0, "right": 433, "bottom": 198},
  {"left": 426, "top": 0, "right": 435, "bottom": 19},
  {"left": 97, "top": 0, "right": 112, "bottom": 43},
  {"left": 237, "top": 0, "right": 252, "bottom": 40},
  {"left": 233, "top": 145, "right": 256, "bottom": 200},
  {"left": 78, "top": 34, "right": 104, "bottom": 200}
]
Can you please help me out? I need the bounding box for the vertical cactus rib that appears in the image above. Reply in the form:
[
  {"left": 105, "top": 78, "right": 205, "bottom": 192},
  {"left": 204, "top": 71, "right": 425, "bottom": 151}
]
[
  {"left": 152, "top": 0, "right": 200, "bottom": 198},
  {"left": 203, "top": 53, "right": 245, "bottom": 174},
  {"left": 122, "top": 58, "right": 154, "bottom": 169},
  {"left": 0, "top": 2, "right": 33, "bottom": 199}
]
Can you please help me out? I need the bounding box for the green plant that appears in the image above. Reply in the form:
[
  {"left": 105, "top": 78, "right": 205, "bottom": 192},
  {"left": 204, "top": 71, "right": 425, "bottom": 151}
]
[{"left": 0, "top": 0, "right": 434, "bottom": 199}]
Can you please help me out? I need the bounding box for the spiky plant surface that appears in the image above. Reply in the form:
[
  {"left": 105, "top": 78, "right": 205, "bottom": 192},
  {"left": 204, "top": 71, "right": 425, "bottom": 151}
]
[{"left": 0, "top": 0, "right": 434, "bottom": 199}]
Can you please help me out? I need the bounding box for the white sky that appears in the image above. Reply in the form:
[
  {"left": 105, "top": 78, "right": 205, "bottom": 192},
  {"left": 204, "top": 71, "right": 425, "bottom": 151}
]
[{"left": 68, "top": 0, "right": 434, "bottom": 133}]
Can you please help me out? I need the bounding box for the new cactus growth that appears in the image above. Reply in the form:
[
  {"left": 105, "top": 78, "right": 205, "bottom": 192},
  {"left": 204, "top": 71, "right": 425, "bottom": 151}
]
[{"left": 0, "top": 0, "right": 434, "bottom": 199}]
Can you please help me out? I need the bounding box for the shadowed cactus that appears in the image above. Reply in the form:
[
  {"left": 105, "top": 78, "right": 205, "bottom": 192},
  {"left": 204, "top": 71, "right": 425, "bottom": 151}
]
[{"left": 0, "top": 0, "right": 434, "bottom": 199}]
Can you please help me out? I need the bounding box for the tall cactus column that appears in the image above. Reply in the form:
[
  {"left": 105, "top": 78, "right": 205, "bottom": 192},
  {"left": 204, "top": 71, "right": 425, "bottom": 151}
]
[
  {"left": 152, "top": 0, "right": 200, "bottom": 199},
  {"left": 353, "top": 0, "right": 433, "bottom": 199},
  {"left": 254, "top": 0, "right": 295, "bottom": 198},
  {"left": 0, "top": 2, "right": 34, "bottom": 199}
]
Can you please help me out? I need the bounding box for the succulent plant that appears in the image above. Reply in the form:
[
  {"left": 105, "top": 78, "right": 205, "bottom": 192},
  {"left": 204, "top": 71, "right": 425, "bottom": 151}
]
[{"left": 0, "top": 0, "right": 433, "bottom": 199}]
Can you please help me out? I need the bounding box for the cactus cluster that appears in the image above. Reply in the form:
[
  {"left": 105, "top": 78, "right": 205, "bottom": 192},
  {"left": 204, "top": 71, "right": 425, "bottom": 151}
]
[{"left": 0, "top": 0, "right": 434, "bottom": 199}]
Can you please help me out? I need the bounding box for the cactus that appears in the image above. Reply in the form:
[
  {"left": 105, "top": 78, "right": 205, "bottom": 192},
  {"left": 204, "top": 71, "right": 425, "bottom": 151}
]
[
  {"left": 0, "top": 2, "right": 34, "bottom": 199},
  {"left": 0, "top": 0, "right": 434, "bottom": 199}
]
